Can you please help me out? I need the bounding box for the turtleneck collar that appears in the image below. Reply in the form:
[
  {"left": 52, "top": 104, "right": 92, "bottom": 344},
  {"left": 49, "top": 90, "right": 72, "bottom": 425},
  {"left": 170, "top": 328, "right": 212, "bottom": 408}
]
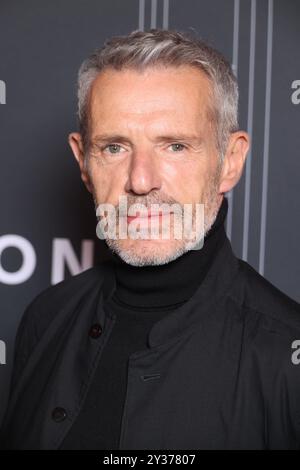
[{"left": 110, "top": 196, "right": 229, "bottom": 310}]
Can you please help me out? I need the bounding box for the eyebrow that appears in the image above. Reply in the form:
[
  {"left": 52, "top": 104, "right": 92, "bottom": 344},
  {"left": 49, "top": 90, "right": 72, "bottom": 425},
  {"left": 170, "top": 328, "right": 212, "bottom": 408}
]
[{"left": 91, "top": 133, "right": 203, "bottom": 145}]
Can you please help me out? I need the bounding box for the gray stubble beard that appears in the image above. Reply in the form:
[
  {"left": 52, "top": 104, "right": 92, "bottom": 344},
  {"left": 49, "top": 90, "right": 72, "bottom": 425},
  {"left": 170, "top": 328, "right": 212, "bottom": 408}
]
[{"left": 92, "top": 166, "right": 223, "bottom": 267}]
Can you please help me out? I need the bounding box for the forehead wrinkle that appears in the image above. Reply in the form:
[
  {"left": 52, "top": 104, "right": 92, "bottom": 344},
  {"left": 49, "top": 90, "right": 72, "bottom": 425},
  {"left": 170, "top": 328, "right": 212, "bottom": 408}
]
[
  {"left": 90, "top": 73, "right": 212, "bottom": 141},
  {"left": 91, "top": 78, "right": 210, "bottom": 120},
  {"left": 90, "top": 110, "right": 207, "bottom": 147},
  {"left": 94, "top": 106, "right": 206, "bottom": 132}
]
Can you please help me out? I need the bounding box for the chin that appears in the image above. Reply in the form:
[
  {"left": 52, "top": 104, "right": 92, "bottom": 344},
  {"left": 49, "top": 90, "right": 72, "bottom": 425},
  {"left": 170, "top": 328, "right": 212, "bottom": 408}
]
[{"left": 106, "top": 238, "right": 190, "bottom": 267}]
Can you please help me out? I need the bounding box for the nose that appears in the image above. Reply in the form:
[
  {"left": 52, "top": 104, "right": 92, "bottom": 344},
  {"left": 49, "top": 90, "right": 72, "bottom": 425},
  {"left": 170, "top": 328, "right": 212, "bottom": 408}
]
[{"left": 125, "top": 149, "right": 162, "bottom": 195}]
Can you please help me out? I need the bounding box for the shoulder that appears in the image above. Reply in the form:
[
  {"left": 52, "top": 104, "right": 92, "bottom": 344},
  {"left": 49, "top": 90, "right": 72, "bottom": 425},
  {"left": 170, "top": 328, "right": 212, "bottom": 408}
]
[
  {"left": 29, "top": 263, "right": 106, "bottom": 311},
  {"left": 229, "top": 258, "right": 300, "bottom": 401},
  {"left": 230, "top": 260, "right": 300, "bottom": 425},
  {"left": 11, "top": 263, "right": 110, "bottom": 384},
  {"left": 20, "top": 263, "right": 106, "bottom": 332},
  {"left": 229, "top": 258, "right": 300, "bottom": 337}
]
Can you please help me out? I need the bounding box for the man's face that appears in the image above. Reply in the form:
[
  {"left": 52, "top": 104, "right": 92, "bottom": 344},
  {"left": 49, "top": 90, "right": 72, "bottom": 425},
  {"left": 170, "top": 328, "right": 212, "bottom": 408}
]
[{"left": 78, "top": 66, "right": 228, "bottom": 266}]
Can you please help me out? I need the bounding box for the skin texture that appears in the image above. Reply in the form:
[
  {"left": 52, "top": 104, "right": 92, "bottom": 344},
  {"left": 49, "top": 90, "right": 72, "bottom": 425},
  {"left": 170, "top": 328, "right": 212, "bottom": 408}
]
[{"left": 69, "top": 65, "right": 249, "bottom": 266}]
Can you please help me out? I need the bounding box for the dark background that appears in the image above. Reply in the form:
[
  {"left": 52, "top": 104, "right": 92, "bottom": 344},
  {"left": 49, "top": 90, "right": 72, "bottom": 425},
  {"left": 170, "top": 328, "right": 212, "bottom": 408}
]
[{"left": 0, "top": 0, "right": 299, "bottom": 423}]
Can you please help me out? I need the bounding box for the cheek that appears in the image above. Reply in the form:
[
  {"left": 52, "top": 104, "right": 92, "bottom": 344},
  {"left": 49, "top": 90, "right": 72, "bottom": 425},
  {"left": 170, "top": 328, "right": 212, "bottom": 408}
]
[
  {"left": 89, "top": 164, "right": 125, "bottom": 204},
  {"left": 162, "top": 160, "right": 207, "bottom": 203}
]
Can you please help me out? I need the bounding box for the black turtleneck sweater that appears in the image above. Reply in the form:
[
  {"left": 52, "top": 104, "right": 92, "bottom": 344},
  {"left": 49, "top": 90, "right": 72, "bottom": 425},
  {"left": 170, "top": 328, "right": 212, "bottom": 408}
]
[{"left": 60, "top": 197, "right": 228, "bottom": 450}]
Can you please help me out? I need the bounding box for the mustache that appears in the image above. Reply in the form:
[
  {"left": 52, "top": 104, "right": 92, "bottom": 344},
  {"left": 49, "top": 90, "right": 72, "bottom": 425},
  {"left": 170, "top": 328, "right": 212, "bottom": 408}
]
[
  {"left": 94, "top": 191, "right": 184, "bottom": 216},
  {"left": 124, "top": 191, "right": 179, "bottom": 207}
]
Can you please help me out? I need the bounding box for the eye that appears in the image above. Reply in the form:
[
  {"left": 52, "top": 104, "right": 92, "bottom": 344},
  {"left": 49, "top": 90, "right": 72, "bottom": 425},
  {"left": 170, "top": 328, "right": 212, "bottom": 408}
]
[
  {"left": 169, "top": 143, "right": 187, "bottom": 152},
  {"left": 103, "top": 143, "right": 125, "bottom": 154}
]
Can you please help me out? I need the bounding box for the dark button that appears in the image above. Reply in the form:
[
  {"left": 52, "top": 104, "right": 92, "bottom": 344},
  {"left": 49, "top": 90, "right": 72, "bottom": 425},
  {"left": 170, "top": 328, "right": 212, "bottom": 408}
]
[
  {"left": 89, "top": 323, "right": 102, "bottom": 339},
  {"left": 52, "top": 407, "right": 67, "bottom": 423}
]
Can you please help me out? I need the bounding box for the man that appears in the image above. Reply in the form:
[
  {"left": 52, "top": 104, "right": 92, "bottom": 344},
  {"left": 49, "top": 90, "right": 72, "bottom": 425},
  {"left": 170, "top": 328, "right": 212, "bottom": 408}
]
[{"left": 1, "top": 28, "right": 300, "bottom": 450}]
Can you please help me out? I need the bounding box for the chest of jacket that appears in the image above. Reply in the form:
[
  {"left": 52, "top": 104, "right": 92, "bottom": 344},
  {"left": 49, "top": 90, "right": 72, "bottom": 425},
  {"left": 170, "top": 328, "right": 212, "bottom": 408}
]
[{"left": 3, "top": 297, "right": 273, "bottom": 450}]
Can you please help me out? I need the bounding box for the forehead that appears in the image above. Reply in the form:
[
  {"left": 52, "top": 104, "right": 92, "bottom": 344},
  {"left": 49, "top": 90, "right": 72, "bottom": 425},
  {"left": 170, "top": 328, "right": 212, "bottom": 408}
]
[{"left": 88, "top": 65, "right": 213, "bottom": 132}]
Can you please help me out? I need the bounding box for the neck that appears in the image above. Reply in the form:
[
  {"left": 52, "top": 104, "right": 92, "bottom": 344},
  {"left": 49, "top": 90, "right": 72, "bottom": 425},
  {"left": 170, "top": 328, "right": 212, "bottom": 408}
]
[{"left": 110, "top": 196, "right": 228, "bottom": 310}]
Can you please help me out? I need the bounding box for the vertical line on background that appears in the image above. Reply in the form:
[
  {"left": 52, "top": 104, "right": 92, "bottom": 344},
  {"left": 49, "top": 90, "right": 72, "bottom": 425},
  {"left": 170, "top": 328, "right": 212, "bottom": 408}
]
[
  {"left": 163, "top": 0, "right": 169, "bottom": 29},
  {"left": 259, "top": 0, "right": 273, "bottom": 275},
  {"left": 139, "top": 0, "right": 145, "bottom": 30},
  {"left": 151, "top": 0, "right": 157, "bottom": 28},
  {"left": 242, "top": 0, "right": 256, "bottom": 261},
  {"left": 226, "top": 0, "right": 240, "bottom": 240}
]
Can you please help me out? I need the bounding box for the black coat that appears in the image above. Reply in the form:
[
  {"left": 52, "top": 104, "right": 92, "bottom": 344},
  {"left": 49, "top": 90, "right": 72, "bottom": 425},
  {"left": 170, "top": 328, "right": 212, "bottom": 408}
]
[{"left": 1, "top": 236, "right": 300, "bottom": 449}]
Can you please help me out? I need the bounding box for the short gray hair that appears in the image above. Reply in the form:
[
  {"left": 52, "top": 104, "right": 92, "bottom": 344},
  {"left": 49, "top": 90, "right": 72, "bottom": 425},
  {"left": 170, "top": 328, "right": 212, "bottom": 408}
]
[{"left": 77, "top": 28, "right": 239, "bottom": 162}]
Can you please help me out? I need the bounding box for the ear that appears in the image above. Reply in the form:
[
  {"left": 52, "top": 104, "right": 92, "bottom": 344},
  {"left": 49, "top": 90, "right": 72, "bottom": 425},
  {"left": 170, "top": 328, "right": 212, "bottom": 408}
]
[
  {"left": 218, "top": 131, "right": 250, "bottom": 194},
  {"left": 68, "top": 132, "right": 93, "bottom": 193}
]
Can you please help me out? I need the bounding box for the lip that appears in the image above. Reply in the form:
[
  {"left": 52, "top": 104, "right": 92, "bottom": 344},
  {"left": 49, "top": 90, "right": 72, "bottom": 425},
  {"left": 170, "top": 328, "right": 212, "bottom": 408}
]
[{"left": 126, "top": 212, "right": 173, "bottom": 221}]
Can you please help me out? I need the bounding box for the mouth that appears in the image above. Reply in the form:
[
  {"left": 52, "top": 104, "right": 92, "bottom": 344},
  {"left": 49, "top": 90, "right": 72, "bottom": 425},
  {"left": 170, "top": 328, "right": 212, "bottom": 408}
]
[{"left": 126, "top": 211, "right": 174, "bottom": 223}]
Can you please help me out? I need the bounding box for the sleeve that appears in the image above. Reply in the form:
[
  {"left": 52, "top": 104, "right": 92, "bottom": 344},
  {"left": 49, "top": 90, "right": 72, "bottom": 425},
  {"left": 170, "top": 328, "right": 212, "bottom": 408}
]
[
  {"left": 267, "top": 329, "right": 300, "bottom": 449},
  {"left": 0, "top": 297, "right": 40, "bottom": 448}
]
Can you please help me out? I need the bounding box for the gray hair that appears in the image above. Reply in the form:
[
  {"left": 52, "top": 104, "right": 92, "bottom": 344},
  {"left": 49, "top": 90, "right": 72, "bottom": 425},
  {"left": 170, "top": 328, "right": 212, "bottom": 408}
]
[{"left": 77, "top": 28, "right": 239, "bottom": 162}]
